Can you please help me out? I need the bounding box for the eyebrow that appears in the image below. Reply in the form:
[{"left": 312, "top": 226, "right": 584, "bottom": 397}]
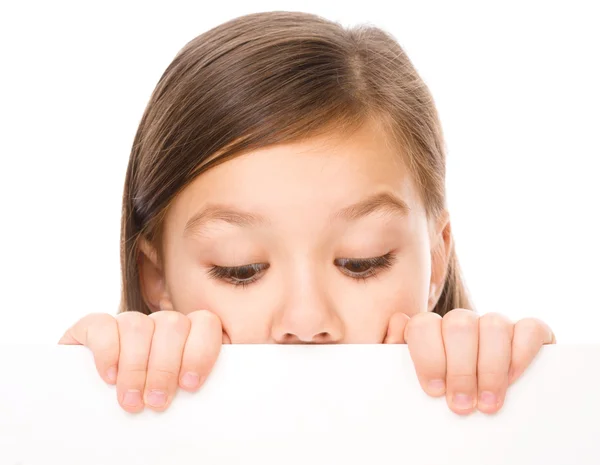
[
  {"left": 332, "top": 191, "right": 411, "bottom": 222},
  {"left": 183, "top": 192, "right": 410, "bottom": 237},
  {"left": 183, "top": 205, "right": 269, "bottom": 237}
]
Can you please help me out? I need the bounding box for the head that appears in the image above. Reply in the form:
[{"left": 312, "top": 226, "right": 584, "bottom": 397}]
[{"left": 120, "top": 11, "right": 473, "bottom": 343}]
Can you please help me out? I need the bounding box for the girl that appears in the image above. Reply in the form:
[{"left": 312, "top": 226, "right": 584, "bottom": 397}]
[{"left": 59, "top": 10, "right": 555, "bottom": 417}]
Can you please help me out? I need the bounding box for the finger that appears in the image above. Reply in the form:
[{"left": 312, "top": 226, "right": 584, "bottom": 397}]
[
  {"left": 383, "top": 312, "right": 410, "bottom": 344},
  {"left": 442, "top": 309, "right": 479, "bottom": 414},
  {"left": 222, "top": 329, "right": 231, "bottom": 344},
  {"left": 509, "top": 317, "right": 555, "bottom": 384},
  {"left": 115, "top": 311, "right": 155, "bottom": 413},
  {"left": 405, "top": 312, "right": 446, "bottom": 397},
  {"left": 476, "top": 313, "right": 513, "bottom": 414},
  {"left": 179, "top": 310, "right": 223, "bottom": 392},
  {"left": 58, "top": 313, "right": 120, "bottom": 385},
  {"left": 143, "top": 311, "right": 191, "bottom": 411}
]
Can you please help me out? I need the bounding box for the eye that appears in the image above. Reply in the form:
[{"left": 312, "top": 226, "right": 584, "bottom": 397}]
[
  {"left": 334, "top": 252, "right": 395, "bottom": 280},
  {"left": 342, "top": 260, "right": 373, "bottom": 273},
  {"left": 207, "top": 263, "right": 270, "bottom": 287}
]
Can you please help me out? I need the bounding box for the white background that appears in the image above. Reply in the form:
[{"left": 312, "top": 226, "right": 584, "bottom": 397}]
[
  {"left": 0, "top": 1, "right": 598, "bottom": 344},
  {"left": 2, "top": 345, "right": 599, "bottom": 464}
]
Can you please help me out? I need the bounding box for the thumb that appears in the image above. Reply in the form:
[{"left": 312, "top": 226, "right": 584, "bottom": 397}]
[{"left": 383, "top": 312, "right": 410, "bottom": 344}]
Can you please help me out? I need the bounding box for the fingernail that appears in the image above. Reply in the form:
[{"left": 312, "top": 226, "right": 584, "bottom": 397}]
[
  {"left": 145, "top": 390, "right": 167, "bottom": 408},
  {"left": 479, "top": 391, "right": 498, "bottom": 407},
  {"left": 428, "top": 379, "right": 445, "bottom": 392},
  {"left": 452, "top": 393, "right": 475, "bottom": 410},
  {"left": 123, "top": 389, "right": 142, "bottom": 407},
  {"left": 181, "top": 372, "right": 200, "bottom": 389},
  {"left": 106, "top": 366, "right": 117, "bottom": 383}
]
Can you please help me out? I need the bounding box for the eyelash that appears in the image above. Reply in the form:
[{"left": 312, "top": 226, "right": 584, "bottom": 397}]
[
  {"left": 207, "top": 263, "right": 270, "bottom": 288},
  {"left": 334, "top": 252, "right": 395, "bottom": 281},
  {"left": 207, "top": 252, "right": 396, "bottom": 288}
]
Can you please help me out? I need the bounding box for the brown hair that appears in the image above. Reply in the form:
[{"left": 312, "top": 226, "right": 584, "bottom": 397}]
[{"left": 119, "top": 10, "right": 474, "bottom": 316}]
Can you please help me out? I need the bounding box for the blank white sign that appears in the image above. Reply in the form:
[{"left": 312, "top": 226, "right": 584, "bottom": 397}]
[{"left": 1, "top": 344, "right": 599, "bottom": 464}]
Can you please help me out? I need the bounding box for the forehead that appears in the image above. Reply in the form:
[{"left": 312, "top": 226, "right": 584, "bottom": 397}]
[{"left": 166, "top": 121, "right": 421, "bottom": 230}]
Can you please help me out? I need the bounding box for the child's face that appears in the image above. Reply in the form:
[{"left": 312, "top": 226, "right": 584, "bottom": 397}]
[{"left": 140, "top": 119, "right": 450, "bottom": 343}]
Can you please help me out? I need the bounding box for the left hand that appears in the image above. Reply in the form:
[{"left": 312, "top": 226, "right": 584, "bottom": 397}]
[{"left": 383, "top": 309, "right": 556, "bottom": 415}]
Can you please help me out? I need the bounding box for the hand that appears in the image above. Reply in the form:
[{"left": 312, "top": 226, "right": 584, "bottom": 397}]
[
  {"left": 383, "top": 309, "right": 556, "bottom": 415},
  {"left": 58, "top": 310, "right": 223, "bottom": 413}
]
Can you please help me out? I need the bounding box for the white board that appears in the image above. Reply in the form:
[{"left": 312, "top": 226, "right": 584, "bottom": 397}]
[{"left": 1, "top": 344, "right": 599, "bottom": 464}]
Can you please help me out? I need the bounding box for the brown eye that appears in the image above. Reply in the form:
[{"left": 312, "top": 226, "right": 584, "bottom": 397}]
[
  {"left": 343, "top": 260, "right": 373, "bottom": 273},
  {"left": 231, "top": 266, "right": 260, "bottom": 280}
]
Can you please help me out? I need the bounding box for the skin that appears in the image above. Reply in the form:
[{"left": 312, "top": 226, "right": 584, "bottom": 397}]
[{"left": 59, "top": 119, "right": 555, "bottom": 416}]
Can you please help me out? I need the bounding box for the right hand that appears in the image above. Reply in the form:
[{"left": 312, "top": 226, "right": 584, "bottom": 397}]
[{"left": 58, "top": 310, "right": 223, "bottom": 413}]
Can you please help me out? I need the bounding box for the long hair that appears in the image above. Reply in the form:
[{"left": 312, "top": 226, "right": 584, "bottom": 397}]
[{"left": 119, "top": 11, "right": 473, "bottom": 316}]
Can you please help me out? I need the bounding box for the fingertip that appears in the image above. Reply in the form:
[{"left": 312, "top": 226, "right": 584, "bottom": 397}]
[
  {"left": 477, "top": 391, "right": 504, "bottom": 415},
  {"left": 179, "top": 372, "right": 207, "bottom": 392},
  {"left": 421, "top": 377, "right": 446, "bottom": 397},
  {"left": 117, "top": 389, "right": 145, "bottom": 413},
  {"left": 447, "top": 392, "right": 477, "bottom": 416}
]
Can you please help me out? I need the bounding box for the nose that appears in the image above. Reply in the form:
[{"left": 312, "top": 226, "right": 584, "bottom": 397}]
[{"left": 271, "top": 273, "right": 344, "bottom": 344}]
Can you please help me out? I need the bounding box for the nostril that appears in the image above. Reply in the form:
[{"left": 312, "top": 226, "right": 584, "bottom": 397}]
[
  {"left": 276, "top": 331, "right": 335, "bottom": 344},
  {"left": 280, "top": 333, "right": 297, "bottom": 343},
  {"left": 313, "top": 332, "right": 331, "bottom": 343}
]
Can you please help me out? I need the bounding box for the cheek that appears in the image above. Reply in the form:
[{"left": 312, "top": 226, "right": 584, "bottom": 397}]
[
  {"left": 217, "top": 297, "right": 273, "bottom": 343},
  {"left": 336, "top": 256, "right": 430, "bottom": 342},
  {"left": 166, "top": 265, "right": 273, "bottom": 342}
]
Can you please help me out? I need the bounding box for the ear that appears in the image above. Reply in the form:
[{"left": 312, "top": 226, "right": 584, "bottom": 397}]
[
  {"left": 137, "top": 237, "right": 173, "bottom": 313},
  {"left": 428, "top": 210, "right": 453, "bottom": 312}
]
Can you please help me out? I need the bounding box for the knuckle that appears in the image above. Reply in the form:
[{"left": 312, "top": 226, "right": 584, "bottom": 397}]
[
  {"left": 150, "top": 310, "right": 190, "bottom": 336},
  {"left": 407, "top": 311, "right": 441, "bottom": 330},
  {"left": 405, "top": 312, "right": 441, "bottom": 343},
  {"left": 189, "top": 310, "right": 222, "bottom": 332},
  {"left": 117, "top": 311, "right": 154, "bottom": 333},
  {"left": 445, "top": 308, "right": 473, "bottom": 317},
  {"left": 443, "top": 309, "right": 478, "bottom": 331},
  {"left": 516, "top": 317, "right": 546, "bottom": 341},
  {"left": 81, "top": 312, "right": 116, "bottom": 327},
  {"left": 479, "top": 312, "right": 511, "bottom": 331}
]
